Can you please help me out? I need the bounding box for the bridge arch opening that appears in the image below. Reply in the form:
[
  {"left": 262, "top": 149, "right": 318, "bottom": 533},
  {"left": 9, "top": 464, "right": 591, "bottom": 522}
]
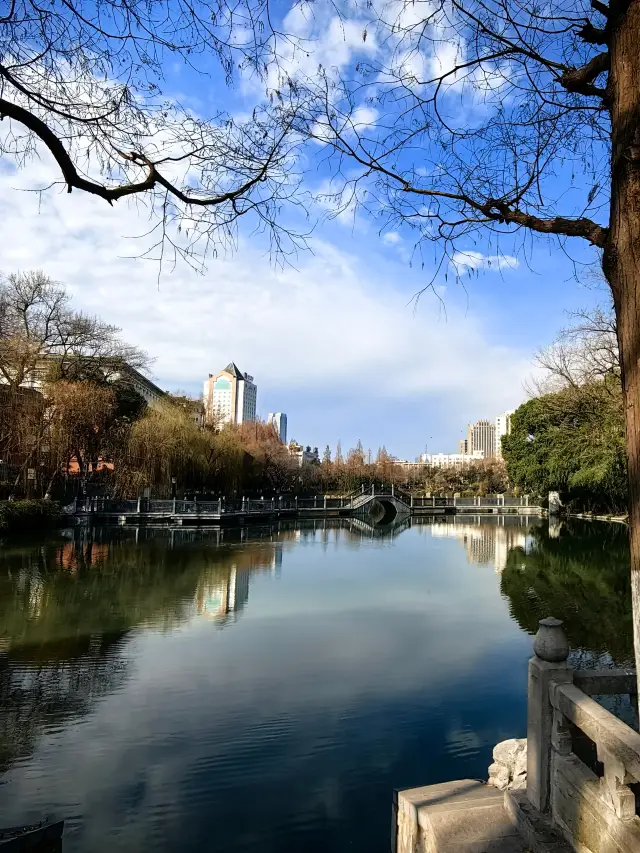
[{"left": 367, "top": 499, "right": 398, "bottom": 526}]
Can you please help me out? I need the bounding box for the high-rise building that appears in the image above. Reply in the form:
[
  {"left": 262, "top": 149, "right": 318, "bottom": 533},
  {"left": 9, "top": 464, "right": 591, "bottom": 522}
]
[
  {"left": 495, "top": 411, "right": 515, "bottom": 459},
  {"left": 469, "top": 419, "right": 496, "bottom": 459},
  {"left": 267, "top": 412, "right": 287, "bottom": 444},
  {"left": 458, "top": 438, "right": 470, "bottom": 455},
  {"left": 203, "top": 362, "right": 257, "bottom": 427}
]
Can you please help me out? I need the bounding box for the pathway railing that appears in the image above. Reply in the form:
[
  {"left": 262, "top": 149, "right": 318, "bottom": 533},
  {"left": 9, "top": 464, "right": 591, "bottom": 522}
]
[
  {"left": 527, "top": 618, "right": 640, "bottom": 852},
  {"left": 76, "top": 491, "right": 533, "bottom": 516}
]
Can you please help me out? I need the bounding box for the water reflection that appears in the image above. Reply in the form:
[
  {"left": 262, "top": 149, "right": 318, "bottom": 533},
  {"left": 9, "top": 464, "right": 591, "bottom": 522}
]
[
  {"left": 500, "top": 518, "right": 632, "bottom": 664},
  {"left": 428, "top": 515, "right": 534, "bottom": 572},
  {"left": 0, "top": 516, "right": 631, "bottom": 853}
]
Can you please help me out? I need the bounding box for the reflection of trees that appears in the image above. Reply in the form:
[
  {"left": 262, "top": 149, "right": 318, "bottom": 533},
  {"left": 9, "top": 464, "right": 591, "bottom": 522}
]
[
  {"left": 0, "top": 518, "right": 419, "bottom": 777},
  {"left": 0, "top": 528, "right": 281, "bottom": 777},
  {"left": 0, "top": 633, "right": 130, "bottom": 773},
  {"left": 0, "top": 530, "right": 280, "bottom": 652},
  {"left": 500, "top": 520, "right": 632, "bottom": 664}
]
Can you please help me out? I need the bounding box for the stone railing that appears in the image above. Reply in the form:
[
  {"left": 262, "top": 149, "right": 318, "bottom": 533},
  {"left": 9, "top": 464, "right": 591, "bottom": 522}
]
[{"left": 527, "top": 617, "right": 640, "bottom": 852}]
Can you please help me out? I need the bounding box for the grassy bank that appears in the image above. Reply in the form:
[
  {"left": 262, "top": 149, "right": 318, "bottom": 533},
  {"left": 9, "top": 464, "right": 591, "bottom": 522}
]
[{"left": 0, "top": 500, "right": 63, "bottom": 534}]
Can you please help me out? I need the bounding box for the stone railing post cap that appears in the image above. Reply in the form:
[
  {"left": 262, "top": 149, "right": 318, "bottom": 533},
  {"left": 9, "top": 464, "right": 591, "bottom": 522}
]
[{"left": 533, "top": 616, "right": 570, "bottom": 662}]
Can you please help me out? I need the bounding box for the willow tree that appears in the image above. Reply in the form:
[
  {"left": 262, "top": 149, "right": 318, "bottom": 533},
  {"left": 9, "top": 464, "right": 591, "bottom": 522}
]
[{"left": 295, "top": 0, "right": 640, "bottom": 672}]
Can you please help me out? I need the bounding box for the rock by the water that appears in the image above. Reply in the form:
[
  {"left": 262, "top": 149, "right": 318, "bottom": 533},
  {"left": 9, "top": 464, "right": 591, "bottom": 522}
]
[
  {"left": 488, "top": 738, "right": 527, "bottom": 791},
  {"left": 488, "top": 761, "right": 510, "bottom": 791}
]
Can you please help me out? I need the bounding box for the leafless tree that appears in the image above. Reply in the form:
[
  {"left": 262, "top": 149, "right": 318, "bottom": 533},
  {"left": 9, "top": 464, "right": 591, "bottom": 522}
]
[
  {"left": 0, "top": 270, "right": 148, "bottom": 389},
  {"left": 532, "top": 302, "right": 619, "bottom": 392},
  {"left": 0, "top": 0, "right": 307, "bottom": 262},
  {"left": 0, "top": 270, "right": 150, "bottom": 492},
  {"left": 289, "top": 0, "right": 640, "bottom": 682}
]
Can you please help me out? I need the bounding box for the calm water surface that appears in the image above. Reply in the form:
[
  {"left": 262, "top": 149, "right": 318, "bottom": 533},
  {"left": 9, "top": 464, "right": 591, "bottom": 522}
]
[{"left": 0, "top": 516, "right": 632, "bottom": 852}]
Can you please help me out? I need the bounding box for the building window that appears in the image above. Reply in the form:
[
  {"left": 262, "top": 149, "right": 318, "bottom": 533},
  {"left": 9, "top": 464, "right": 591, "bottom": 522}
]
[{"left": 214, "top": 377, "right": 231, "bottom": 390}]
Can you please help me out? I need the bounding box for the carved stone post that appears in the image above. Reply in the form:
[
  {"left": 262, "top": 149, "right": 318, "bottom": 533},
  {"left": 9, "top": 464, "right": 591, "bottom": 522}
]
[{"left": 527, "top": 617, "right": 573, "bottom": 814}]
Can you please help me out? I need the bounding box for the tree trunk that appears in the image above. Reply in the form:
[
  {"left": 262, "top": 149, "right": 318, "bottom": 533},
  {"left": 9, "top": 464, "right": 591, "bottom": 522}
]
[{"left": 606, "top": 1, "right": 640, "bottom": 685}]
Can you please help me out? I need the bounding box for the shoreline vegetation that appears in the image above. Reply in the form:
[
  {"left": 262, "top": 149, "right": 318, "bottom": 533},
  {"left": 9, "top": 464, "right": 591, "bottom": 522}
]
[
  {"left": 0, "top": 272, "right": 631, "bottom": 520},
  {"left": 0, "top": 500, "right": 62, "bottom": 535}
]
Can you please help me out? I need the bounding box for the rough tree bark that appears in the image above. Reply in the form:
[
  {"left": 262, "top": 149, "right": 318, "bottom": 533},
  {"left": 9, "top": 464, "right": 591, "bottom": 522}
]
[{"left": 605, "top": 0, "right": 640, "bottom": 676}]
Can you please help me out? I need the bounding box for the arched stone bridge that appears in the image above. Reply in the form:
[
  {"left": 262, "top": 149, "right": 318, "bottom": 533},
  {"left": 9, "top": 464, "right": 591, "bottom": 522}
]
[{"left": 349, "top": 491, "right": 411, "bottom": 525}]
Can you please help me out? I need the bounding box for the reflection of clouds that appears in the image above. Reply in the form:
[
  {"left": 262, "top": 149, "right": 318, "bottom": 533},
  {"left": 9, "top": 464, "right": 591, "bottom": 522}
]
[
  {"left": 0, "top": 520, "right": 537, "bottom": 852},
  {"left": 0, "top": 609, "right": 530, "bottom": 853},
  {"left": 445, "top": 725, "right": 483, "bottom": 760}
]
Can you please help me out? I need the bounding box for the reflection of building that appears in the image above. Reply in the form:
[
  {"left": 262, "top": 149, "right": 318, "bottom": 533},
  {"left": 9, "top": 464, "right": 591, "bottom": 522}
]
[
  {"left": 271, "top": 545, "right": 283, "bottom": 575},
  {"left": 196, "top": 565, "right": 250, "bottom": 624},
  {"left": 203, "top": 363, "right": 257, "bottom": 427},
  {"left": 495, "top": 411, "right": 515, "bottom": 460},
  {"left": 431, "top": 518, "right": 530, "bottom": 572},
  {"left": 193, "top": 541, "right": 285, "bottom": 625},
  {"left": 267, "top": 412, "right": 288, "bottom": 444}
]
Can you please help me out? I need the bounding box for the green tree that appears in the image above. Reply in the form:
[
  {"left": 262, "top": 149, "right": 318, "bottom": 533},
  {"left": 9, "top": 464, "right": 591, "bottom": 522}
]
[{"left": 502, "top": 383, "right": 627, "bottom": 513}]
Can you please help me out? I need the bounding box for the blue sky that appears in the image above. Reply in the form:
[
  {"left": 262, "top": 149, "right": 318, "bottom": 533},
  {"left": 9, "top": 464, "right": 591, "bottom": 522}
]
[{"left": 0, "top": 0, "right": 605, "bottom": 459}]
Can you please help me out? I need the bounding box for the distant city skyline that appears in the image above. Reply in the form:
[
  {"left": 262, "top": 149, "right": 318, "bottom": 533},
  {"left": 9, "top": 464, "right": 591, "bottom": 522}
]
[
  {"left": 417, "top": 410, "right": 515, "bottom": 467},
  {"left": 267, "top": 412, "right": 288, "bottom": 444}
]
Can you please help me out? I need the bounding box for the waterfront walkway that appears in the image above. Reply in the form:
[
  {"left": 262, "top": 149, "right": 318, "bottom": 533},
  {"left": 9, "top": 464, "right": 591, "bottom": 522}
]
[{"left": 70, "top": 486, "right": 539, "bottom": 526}]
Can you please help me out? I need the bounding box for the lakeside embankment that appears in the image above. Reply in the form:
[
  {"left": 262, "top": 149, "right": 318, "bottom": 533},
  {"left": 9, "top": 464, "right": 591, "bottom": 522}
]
[{"left": 0, "top": 500, "right": 62, "bottom": 535}]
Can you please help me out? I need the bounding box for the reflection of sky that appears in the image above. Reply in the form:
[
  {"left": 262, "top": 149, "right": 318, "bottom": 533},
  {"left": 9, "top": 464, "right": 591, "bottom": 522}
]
[{"left": 0, "top": 523, "right": 535, "bottom": 853}]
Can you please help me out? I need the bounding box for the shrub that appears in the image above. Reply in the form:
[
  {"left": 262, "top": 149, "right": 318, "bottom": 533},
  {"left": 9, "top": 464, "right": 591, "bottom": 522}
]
[{"left": 0, "top": 500, "right": 62, "bottom": 533}]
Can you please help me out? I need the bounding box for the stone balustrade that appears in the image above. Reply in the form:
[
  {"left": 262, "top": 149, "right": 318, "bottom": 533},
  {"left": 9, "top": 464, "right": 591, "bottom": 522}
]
[
  {"left": 393, "top": 618, "right": 640, "bottom": 853},
  {"left": 527, "top": 617, "right": 640, "bottom": 853}
]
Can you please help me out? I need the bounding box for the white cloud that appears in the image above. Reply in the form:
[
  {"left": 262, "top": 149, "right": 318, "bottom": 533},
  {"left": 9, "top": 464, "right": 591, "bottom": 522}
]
[
  {"left": 382, "top": 231, "right": 402, "bottom": 245},
  {"left": 0, "top": 153, "right": 530, "bottom": 424},
  {"left": 451, "top": 251, "right": 519, "bottom": 273},
  {"left": 350, "top": 104, "right": 379, "bottom": 129},
  {"left": 257, "top": 10, "right": 378, "bottom": 95}
]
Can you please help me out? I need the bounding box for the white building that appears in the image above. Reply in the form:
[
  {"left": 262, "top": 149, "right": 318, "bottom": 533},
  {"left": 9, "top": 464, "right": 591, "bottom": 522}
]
[
  {"left": 288, "top": 441, "right": 319, "bottom": 467},
  {"left": 468, "top": 419, "right": 496, "bottom": 460},
  {"left": 3, "top": 355, "right": 165, "bottom": 407},
  {"left": 203, "top": 363, "right": 257, "bottom": 427},
  {"left": 267, "top": 412, "right": 288, "bottom": 444},
  {"left": 420, "top": 451, "right": 485, "bottom": 468},
  {"left": 495, "top": 410, "right": 515, "bottom": 459},
  {"left": 110, "top": 366, "right": 165, "bottom": 406},
  {"left": 393, "top": 460, "right": 426, "bottom": 471}
]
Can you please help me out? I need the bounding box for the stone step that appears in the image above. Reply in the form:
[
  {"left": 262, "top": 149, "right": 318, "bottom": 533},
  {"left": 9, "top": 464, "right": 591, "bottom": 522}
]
[
  {"left": 396, "top": 780, "right": 527, "bottom": 853},
  {"left": 504, "top": 789, "right": 575, "bottom": 853}
]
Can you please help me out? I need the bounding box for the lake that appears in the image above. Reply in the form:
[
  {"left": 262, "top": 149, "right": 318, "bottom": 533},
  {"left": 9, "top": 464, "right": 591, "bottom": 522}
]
[{"left": 0, "top": 516, "right": 632, "bottom": 853}]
